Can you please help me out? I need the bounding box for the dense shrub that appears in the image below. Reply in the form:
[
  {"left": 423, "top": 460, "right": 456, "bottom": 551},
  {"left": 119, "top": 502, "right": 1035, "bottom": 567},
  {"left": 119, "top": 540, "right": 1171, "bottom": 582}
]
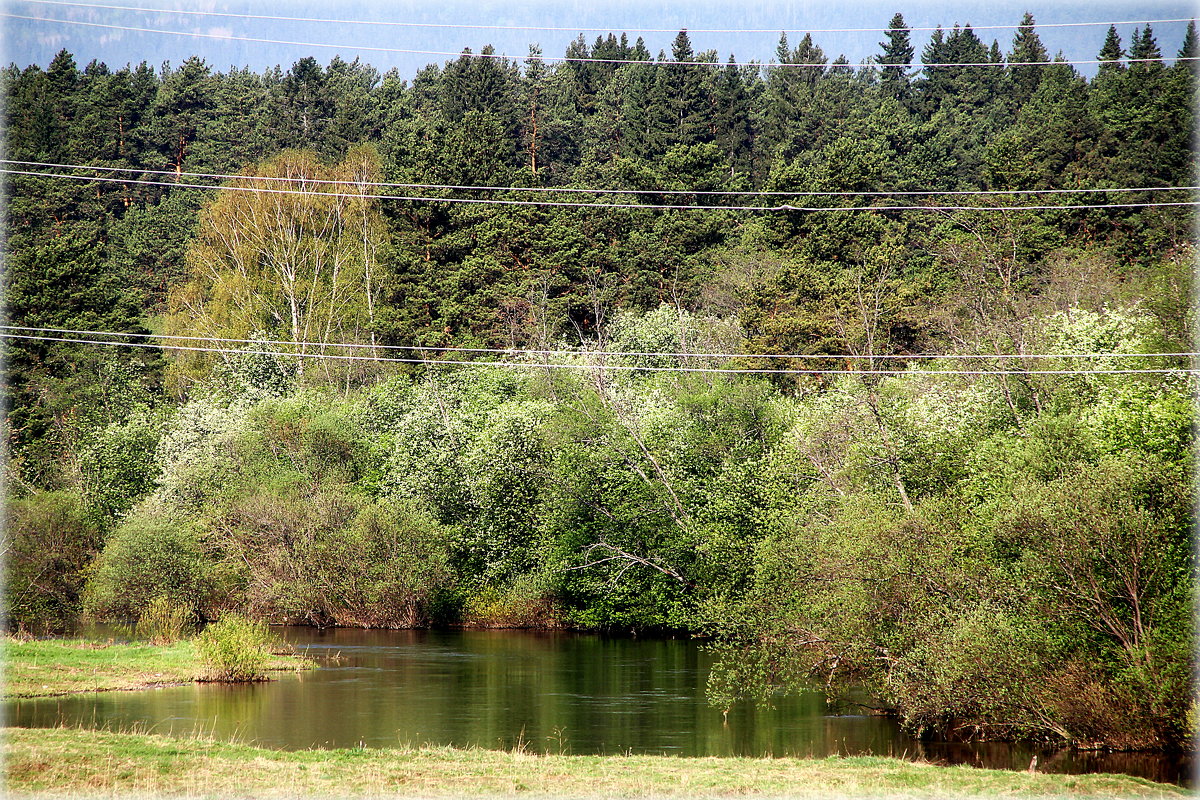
[
  {"left": 4, "top": 490, "right": 102, "bottom": 633},
  {"left": 154, "top": 398, "right": 249, "bottom": 509},
  {"left": 705, "top": 413, "right": 1195, "bottom": 749},
  {"left": 220, "top": 490, "right": 453, "bottom": 628},
  {"left": 461, "top": 572, "right": 565, "bottom": 628},
  {"left": 76, "top": 410, "right": 164, "bottom": 526},
  {"left": 195, "top": 614, "right": 275, "bottom": 681},
  {"left": 82, "top": 511, "right": 219, "bottom": 621}
]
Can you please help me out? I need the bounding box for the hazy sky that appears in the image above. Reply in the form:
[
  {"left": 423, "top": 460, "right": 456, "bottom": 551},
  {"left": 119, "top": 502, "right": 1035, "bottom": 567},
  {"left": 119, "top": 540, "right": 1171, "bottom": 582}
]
[{"left": 2, "top": 0, "right": 1196, "bottom": 78}]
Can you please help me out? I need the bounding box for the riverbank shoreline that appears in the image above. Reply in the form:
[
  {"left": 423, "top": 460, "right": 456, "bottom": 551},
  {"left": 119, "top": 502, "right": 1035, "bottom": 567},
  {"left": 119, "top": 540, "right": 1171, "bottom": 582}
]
[
  {"left": 4, "top": 637, "right": 313, "bottom": 699},
  {"left": 3, "top": 727, "right": 1188, "bottom": 799}
]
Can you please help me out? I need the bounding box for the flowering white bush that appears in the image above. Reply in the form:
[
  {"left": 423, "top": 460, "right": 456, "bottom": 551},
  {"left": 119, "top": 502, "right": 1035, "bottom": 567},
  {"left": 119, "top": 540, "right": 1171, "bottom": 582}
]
[{"left": 154, "top": 398, "right": 250, "bottom": 508}]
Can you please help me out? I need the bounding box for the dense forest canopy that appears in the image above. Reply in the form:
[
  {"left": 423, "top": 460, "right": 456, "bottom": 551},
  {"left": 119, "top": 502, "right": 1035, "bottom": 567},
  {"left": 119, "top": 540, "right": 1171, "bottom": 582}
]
[{"left": 2, "top": 14, "right": 1196, "bottom": 751}]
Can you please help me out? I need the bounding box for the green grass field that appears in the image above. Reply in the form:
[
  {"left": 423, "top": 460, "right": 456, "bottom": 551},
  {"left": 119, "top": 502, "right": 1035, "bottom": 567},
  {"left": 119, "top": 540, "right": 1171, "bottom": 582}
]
[
  {"left": 4, "top": 637, "right": 310, "bottom": 698},
  {"left": 2, "top": 727, "right": 1188, "bottom": 799}
]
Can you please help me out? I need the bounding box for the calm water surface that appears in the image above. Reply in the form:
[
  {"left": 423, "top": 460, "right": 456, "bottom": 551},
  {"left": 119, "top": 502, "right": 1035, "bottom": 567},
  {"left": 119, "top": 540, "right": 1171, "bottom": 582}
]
[{"left": 7, "top": 628, "right": 1192, "bottom": 785}]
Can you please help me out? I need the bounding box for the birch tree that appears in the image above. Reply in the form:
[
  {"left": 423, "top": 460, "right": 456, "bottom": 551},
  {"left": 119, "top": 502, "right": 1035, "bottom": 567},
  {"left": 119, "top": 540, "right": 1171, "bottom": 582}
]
[{"left": 167, "top": 146, "right": 385, "bottom": 388}]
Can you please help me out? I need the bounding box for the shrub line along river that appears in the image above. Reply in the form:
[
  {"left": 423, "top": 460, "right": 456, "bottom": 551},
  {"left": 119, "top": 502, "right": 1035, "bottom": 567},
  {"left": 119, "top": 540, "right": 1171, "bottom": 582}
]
[{"left": 5, "top": 627, "right": 1191, "bottom": 786}]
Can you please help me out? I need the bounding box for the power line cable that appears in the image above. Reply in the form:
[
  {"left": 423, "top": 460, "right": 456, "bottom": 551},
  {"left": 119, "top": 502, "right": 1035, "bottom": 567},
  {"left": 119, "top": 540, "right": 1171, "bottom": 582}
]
[
  {"left": 3, "top": 331, "right": 1193, "bottom": 376},
  {"left": 15, "top": 0, "right": 1197, "bottom": 35},
  {"left": 8, "top": 169, "right": 1198, "bottom": 212},
  {"left": 4, "top": 160, "right": 1195, "bottom": 199},
  {"left": 6, "top": 325, "right": 1191, "bottom": 361},
  {"left": 5, "top": 13, "right": 1195, "bottom": 68}
]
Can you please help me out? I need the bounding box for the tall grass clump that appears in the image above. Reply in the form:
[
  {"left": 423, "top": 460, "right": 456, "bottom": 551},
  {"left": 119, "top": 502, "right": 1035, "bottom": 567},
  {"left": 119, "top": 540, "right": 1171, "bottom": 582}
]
[
  {"left": 195, "top": 615, "right": 274, "bottom": 681},
  {"left": 134, "top": 597, "right": 194, "bottom": 644}
]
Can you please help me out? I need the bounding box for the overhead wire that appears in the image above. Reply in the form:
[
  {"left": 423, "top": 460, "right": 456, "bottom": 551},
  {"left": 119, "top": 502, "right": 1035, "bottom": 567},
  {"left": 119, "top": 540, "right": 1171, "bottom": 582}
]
[
  {"left": 4, "top": 160, "right": 1196, "bottom": 199},
  {"left": 6, "top": 14, "right": 1194, "bottom": 357},
  {"left": 5, "top": 13, "right": 1196, "bottom": 68},
  {"left": 15, "top": 0, "right": 1197, "bottom": 36},
  {"left": 2, "top": 330, "right": 1193, "bottom": 376},
  {"left": 7, "top": 10, "right": 1195, "bottom": 372},
  {"left": 6, "top": 325, "right": 1193, "bottom": 362},
  {"left": 7, "top": 169, "right": 1198, "bottom": 212}
]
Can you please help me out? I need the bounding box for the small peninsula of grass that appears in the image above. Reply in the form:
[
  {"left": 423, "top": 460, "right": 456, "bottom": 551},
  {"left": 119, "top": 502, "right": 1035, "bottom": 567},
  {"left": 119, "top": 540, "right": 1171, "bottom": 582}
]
[
  {"left": 3, "top": 637, "right": 311, "bottom": 698},
  {"left": 3, "top": 727, "right": 1187, "bottom": 799}
]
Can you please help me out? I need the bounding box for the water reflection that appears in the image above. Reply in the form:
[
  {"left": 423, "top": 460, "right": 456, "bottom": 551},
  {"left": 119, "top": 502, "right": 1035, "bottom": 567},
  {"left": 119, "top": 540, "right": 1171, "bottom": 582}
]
[{"left": 6, "top": 627, "right": 1191, "bottom": 786}]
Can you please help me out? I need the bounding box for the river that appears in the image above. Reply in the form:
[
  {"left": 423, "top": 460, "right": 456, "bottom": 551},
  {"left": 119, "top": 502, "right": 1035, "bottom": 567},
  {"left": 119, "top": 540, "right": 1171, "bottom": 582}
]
[{"left": 6, "top": 627, "right": 1191, "bottom": 785}]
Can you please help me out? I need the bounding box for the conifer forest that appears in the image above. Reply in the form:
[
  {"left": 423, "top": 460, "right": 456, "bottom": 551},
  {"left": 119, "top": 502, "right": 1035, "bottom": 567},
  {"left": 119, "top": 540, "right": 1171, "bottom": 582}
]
[{"left": 3, "top": 13, "right": 1197, "bottom": 752}]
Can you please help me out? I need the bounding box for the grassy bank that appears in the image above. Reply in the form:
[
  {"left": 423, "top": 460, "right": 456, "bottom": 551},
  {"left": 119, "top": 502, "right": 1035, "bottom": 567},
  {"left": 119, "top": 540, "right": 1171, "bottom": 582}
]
[
  {"left": 3, "top": 727, "right": 1188, "bottom": 799},
  {"left": 4, "top": 637, "right": 311, "bottom": 698}
]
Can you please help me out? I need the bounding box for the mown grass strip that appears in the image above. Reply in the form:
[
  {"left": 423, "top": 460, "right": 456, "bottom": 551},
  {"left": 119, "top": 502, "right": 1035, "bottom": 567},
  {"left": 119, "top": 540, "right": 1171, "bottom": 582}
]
[
  {"left": 3, "top": 638, "right": 311, "bottom": 698},
  {"left": 3, "top": 727, "right": 1188, "bottom": 799}
]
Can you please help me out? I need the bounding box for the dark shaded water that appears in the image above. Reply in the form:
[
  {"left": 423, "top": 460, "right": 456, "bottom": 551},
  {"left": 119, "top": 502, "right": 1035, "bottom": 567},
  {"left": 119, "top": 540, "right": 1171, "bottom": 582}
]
[{"left": 6, "top": 628, "right": 1192, "bottom": 786}]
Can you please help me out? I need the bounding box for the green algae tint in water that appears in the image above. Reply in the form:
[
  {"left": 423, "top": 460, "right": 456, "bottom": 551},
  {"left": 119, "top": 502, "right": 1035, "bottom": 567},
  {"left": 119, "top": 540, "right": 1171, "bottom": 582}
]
[{"left": 6, "top": 628, "right": 1191, "bottom": 785}]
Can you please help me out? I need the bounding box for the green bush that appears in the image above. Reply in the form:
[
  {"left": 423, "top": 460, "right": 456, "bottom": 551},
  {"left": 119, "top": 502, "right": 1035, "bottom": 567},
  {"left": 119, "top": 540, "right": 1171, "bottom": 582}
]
[
  {"left": 462, "top": 572, "right": 564, "bottom": 628},
  {"left": 195, "top": 614, "right": 275, "bottom": 681},
  {"left": 4, "top": 490, "right": 102, "bottom": 633},
  {"left": 77, "top": 410, "right": 164, "bottom": 526},
  {"left": 83, "top": 511, "right": 218, "bottom": 621},
  {"left": 229, "top": 492, "right": 452, "bottom": 628}
]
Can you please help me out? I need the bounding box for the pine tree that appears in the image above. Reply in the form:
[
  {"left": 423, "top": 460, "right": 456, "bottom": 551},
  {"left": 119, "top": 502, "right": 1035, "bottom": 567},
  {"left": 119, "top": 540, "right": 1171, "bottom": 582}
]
[
  {"left": 44, "top": 49, "right": 79, "bottom": 161},
  {"left": 150, "top": 57, "right": 216, "bottom": 175},
  {"left": 521, "top": 45, "right": 548, "bottom": 177},
  {"left": 325, "top": 57, "right": 382, "bottom": 156},
  {"left": 278, "top": 57, "right": 331, "bottom": 146}
]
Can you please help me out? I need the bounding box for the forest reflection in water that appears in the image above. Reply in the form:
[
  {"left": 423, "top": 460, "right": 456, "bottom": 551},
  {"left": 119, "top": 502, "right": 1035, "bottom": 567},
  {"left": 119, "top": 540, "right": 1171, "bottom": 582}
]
[{"left": 7, "top": 628, "right": 1191, "bottom": 786}]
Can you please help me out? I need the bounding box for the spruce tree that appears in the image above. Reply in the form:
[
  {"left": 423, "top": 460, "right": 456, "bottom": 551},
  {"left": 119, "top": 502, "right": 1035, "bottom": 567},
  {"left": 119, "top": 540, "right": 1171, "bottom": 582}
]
[
  {"left": 763, "top": 33, "right": 799, "bottom": 152},
  {"left": 1097, "top": 25, "right": 1125, "bottom": 74},
  {"left": 914, "top": 26, "right": 947, "bottom": 115},
  {"left": 713, "top": 55, "right": 753, "bottom": 176},
  {"left": 1009, "top": 12, "right": 1049, "bottom": 104},
  {"left": 878, "top": 13, "right": 914, "bottom": 103},
  {"left": 666, "top": 30, "right": 709, "bottom": 145},
  {"left": 1176, "top": 20, "right": 1198, "bottom": 77},
  {"left": 1178, "top": 20, "right": 1198, "bottom": 60},
  {"left": 793, "top": 33, "right": 827, "bottom": 87},
  {"left": 630, "top": 37, "right": 652, "bottom": 62},
  {"left": 1129, "top": 25, "right": 1163, "bottom": 72},
  {"left": 829, "top": 54, "right": 853, "bottom": 76}
]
